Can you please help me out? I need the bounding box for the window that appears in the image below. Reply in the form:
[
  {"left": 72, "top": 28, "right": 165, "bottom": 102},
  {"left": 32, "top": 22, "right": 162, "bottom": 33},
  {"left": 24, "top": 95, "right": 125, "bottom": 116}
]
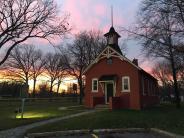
[
  {"left": 109, "top": 36, "right": 114, "bottom": 44},
  {"left": 92, "top": 78, "right": 98, "bottom": 92},
  {"left": 107, "top": 58, "right": 113, "bottom": 65},
  {"left": 122, "top": 76, "right": 130, "bottom": 92}
]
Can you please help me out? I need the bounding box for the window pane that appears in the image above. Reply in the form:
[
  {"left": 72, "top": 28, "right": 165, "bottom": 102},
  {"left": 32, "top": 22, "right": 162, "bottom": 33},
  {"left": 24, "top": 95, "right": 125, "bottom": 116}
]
[
  {"left": 94, "top": 80, "right": 97, "bottom": 86},
  {"left": 92, "top": 80, "right": 98, "bottom": 91},
  {"left": 93, "top": 85, "right": 97, "bottom": 90},
  {"left": 122, "top": 77, "right": 130, "bottom": 91},
  {"left": 124, "top": 84, "right": 128, "bottom": 90},
  {"left": 124, "top": 78, "right": 129, "bottom": 90},
  {"left": 107, "top": 58, "right": 113, "bottom": 64},
  {"left": 124, "top": 79, "right": 128, "bottom": 84}
]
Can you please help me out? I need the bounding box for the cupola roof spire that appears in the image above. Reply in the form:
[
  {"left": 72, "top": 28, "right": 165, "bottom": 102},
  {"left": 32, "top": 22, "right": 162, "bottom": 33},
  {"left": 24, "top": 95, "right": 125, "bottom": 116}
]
[
  {"left": 111, "top": 5, "right": 113, "bottom": 27},
  {"left": 104, "top": 6, "right": 122, "bottom": 55}
]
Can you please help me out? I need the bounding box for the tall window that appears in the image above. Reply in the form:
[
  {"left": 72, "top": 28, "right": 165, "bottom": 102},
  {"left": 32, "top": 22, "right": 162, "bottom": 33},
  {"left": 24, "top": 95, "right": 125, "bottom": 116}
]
[
  {"left": 92, "top": 78, "right": 98, "bottom": 92},
  {"left": 122, "top": 76, "right": 130, "bottom": 92}
]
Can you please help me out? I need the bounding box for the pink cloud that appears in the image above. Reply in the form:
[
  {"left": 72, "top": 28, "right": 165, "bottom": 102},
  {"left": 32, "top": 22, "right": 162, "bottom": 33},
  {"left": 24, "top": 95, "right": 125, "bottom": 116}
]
[
  {"left": 102, "top": 24, "right": 111, "bottom": 33},
  {"left": 115, "top": 16, "right": 126, "bottom": 27},
  {"left": 140, "top": 60, "right": 153, "bottom": 74},
  {"left": 62, "top": 1, "right": 83, "bottom": 33},
  {"left": 143, "top": 66, "right": 152, "bottom": 74},
  {"left": 62, "top": 0, "right": 110, "bottom": 34},
  {"left": 94, "top": 4, "right": 106, "bottom": 17}
]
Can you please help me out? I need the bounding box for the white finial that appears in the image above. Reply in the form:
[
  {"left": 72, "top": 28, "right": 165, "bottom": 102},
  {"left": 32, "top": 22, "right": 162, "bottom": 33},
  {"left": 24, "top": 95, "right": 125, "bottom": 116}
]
[{"left": 111, "top": 5, "right": 113, "bottom": 27}]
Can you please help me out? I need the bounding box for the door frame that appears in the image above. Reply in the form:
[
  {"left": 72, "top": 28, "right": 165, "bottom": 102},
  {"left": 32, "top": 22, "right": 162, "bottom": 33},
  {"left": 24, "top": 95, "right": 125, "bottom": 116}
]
[{"left": 105, "top": 82, "right": 114, "bottom": 104}]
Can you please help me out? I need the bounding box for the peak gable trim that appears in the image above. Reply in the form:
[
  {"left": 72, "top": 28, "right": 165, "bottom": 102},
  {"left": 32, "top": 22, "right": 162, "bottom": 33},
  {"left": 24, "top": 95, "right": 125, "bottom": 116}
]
[
  {"left": 83, "top": 46, "right": 141, "bottom": 74},
  {"left": 99, "top": 46, "right": 123, "bottom": 60}
]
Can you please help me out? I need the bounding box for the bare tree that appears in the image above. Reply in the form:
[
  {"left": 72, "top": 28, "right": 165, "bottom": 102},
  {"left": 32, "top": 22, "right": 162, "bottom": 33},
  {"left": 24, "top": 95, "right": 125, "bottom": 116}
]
[
  {"left": 170, "top": 0, "right": 184, "bottom": 33},
  {"left": 122, "top": 0, "right": 183, "bottom": 107},
  {"left": 44, "top": 53, "right": 67, "bottom": 95},
  {"left": 66, "top": 30, "right": 106, "bottom": 104},
  {"left": 0, "top": 0, "right": 70, "bottom": 65},
  {"left": 152, "top": 61, "right": 173, "bottom": 86},
  {"left": 4, "top": 44, "right": 35, "bottom": 92},
  {"left": 30, "top": 49, "right": 45, "bottom": 97},
  {"left": 176, "top": 52, "right": 184, "bottom": 87},
  {"left": 55, "top": 54, "right": 68, "bottom": 95},
  {"left": 44, "top": 53, "right": 60, "bottom": 94}
]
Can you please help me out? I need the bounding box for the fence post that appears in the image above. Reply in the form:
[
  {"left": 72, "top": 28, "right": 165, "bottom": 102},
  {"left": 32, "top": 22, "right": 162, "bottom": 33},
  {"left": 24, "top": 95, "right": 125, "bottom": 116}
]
[{"left": 21, "top": 98, "right": 25, "bottom": 119}]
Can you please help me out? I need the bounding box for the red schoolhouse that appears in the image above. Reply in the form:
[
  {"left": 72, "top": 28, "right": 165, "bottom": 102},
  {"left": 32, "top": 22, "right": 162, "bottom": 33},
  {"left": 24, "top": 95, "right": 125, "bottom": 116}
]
[{"left": 83, "top": 26, "right": 159, "bottom": 110}]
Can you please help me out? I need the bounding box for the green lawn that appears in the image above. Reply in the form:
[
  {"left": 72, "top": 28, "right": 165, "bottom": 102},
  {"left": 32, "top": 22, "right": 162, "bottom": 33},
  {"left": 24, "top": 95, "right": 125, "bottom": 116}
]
[
  {"left": 28, "top": 104, "right": 184, "bottom": 135},
  {"left": 0, "top": 99, "right": 86, "bottom": 130}
]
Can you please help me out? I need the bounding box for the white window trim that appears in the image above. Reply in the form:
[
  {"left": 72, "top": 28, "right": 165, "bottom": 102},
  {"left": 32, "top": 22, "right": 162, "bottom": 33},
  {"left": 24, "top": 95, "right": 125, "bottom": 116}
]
[
  {"left": 92, "top": 78, "right": 98, "bottom": 92},
  {"left": 122, "top": 76, "right": 130, "bottom": 92}
]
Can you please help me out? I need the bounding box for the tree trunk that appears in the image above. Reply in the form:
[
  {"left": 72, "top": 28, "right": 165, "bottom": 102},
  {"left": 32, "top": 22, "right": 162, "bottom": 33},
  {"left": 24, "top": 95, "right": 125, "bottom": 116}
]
[
  {"left": 168, "top": 39, "right": 181, "bottom": 108},
  {"left": 25, "top": 75, "right": 29, "bottom": 97},
  {"left": 170, "top": 57, "right": 180, "bottom": 108},
  {"left": 56, "top": 81, "right": 61, "bottom": 96},
  {"left": 78, "top": 78, "right": 83, "bottom": 105},
  {"left": 32, "top": 78, "right": 37, "bottom": 98},
  {"left": 25, "top": 76, "right": 29, "bottom": 86},
  {"left": 49, "top": 81, "right": 53, "bottom": 97}
]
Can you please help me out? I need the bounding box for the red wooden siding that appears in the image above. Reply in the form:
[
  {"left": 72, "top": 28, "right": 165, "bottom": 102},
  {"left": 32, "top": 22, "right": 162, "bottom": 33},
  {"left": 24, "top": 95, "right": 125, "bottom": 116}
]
[{"left": 84, "top": 57, "right": 141, "bottom": 110}]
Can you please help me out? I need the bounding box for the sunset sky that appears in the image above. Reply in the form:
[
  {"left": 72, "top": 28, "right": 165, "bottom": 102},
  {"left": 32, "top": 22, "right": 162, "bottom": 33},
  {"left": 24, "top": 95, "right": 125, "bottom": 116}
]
[
  {"left": 21, "top": 0, "right": 154, "bottom": 73},
  {"left": 0, "top": 0, "right": 156, "bottom": 92},
  {"left": 34, "top": 0, "right": 153, "bottom": 92},
  {"left": 0, "top": 0, "right": 155, "bottom": 73},
  {"left": 40, "top": 0, "right": 153, "bottom": 72}
]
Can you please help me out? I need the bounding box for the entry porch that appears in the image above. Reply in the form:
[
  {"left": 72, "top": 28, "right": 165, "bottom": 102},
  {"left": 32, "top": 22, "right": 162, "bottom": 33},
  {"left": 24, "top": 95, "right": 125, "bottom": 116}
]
[
  {"left": 90, "top": 75, "right": 130, "bottom": 110},
  {"left": 92, "top": 96, "right": 130, "bottom": 110}
]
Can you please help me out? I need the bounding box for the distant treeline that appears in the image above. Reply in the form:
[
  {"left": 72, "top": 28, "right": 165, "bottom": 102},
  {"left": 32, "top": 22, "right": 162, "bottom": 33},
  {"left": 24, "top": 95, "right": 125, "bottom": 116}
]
[
  {"left": 0, "top": 82, "right": 78, "bottom": 98},
  {"left": 0, "top": 82, "right": 27, "bottom": 98}
]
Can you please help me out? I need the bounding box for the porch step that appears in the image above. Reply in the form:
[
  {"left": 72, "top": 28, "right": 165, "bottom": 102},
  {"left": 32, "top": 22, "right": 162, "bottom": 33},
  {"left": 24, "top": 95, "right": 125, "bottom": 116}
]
[{"left": 95, "top": 104, "right": 109, "bottom": 110}]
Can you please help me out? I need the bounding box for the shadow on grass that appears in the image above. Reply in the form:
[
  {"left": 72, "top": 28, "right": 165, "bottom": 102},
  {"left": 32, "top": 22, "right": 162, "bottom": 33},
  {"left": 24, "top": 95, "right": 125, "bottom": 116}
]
[{"left": 27, "top": 103, "right": 184, "bottom": 135}]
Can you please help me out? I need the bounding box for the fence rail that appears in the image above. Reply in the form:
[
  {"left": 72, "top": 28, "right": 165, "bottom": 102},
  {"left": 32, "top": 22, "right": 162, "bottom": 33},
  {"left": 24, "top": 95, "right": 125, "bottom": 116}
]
[{"left": 0, "top": 97, "right": 80, "bottom": 107}]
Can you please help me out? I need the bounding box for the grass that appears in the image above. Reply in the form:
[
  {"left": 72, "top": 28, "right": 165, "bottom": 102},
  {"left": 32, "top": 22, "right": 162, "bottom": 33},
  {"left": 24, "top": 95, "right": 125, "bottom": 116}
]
[
  {"left": 28, "top": 103, "right": 184, "bottom": 135},
  {"left": 0, "top": 99, "right": 86, "bottom": 130}
]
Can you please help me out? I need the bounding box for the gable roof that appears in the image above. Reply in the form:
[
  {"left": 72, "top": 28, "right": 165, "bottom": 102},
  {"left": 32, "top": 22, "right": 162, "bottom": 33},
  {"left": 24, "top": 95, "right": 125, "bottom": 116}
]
[
  {"left": 83, "top": 45, "right": 142, "bottom": 74},
  {"left": 83, "top": 45, "right": 157, "bottom": 81}
]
